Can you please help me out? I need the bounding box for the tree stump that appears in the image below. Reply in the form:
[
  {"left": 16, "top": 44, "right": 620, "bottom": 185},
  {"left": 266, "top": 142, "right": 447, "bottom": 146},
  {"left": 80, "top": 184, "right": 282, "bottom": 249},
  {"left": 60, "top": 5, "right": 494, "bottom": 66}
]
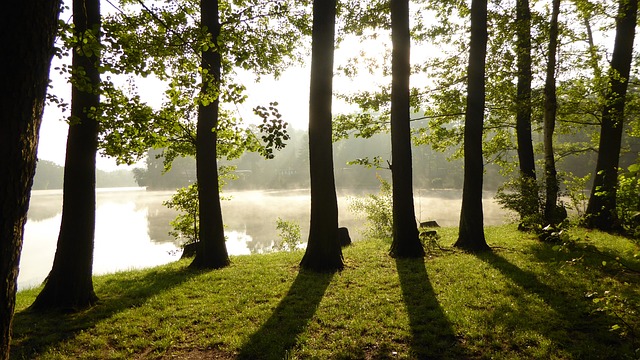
[
  {"left": 338, "top": 227, "right": 351, "bottom": 247},
  {"left": 181, "top": 242, "right": 199, "bottom": 259}
]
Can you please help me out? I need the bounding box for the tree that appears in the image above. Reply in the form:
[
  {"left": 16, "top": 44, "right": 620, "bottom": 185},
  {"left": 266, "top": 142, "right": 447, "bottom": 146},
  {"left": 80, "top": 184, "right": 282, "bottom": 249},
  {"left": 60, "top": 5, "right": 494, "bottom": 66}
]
[
  {"left": 585, "top": 0, "right": 638, "bottom": 230},
  {"left": 31, "top": 0, "right": 101, "bottom": 311},
  {"left": 300, "top": 0, "right": 344, "bottom": 272},
  {"left": 0, "top": 0, "right": 61, "bottom": 357},
  {"left": 514, "top": 0, "right": 538, "bottom": 219},
  {"left": 454, "top": 0, "right": 490, "bottom": 252},
  {"left": 190, "top": 0, "right": 230, "bottom": 269},
  {"left": 388, "top": 0, "right": 424, "bottom": 258},
  {"left": 542, "top": 0, "right": 561, "bottom": 225},
  {"left": 98, "top": 1, "right": 307, "bottom": 268}
]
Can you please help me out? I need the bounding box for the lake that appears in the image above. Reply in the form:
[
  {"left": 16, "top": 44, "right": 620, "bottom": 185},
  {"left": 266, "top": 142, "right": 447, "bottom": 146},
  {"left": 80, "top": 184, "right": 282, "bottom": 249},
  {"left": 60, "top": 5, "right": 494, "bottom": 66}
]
[{"left": 19, "top": 187, "right": 512, "bottom": 289}]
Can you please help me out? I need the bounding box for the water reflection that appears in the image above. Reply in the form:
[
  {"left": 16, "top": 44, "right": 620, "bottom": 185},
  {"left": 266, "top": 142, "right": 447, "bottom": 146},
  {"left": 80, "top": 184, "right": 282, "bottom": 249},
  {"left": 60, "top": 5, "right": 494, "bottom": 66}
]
[{"left": 19, "top": 187, "right": 510, "bottom": 289}]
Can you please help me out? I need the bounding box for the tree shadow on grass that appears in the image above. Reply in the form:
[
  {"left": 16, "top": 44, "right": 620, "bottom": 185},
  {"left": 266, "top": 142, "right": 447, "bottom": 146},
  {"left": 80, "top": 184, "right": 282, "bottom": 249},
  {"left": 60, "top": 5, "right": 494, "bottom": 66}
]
[
  {"left": 395, "top": 257, "right": 467, "bottom": 359},
  {"left": 476, "top": 251, "right": 632, "bottom": 358},
  {"left": 237, "top": 269, "right": 333, "bottom": 360},
  {"left": 10, "top": 264, "right": 199, "bottom": 359}
]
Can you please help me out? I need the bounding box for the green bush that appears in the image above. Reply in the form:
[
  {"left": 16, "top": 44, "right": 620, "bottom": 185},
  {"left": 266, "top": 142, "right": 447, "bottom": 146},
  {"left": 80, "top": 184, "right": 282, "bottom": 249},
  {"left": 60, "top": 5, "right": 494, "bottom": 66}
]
[
  {"left": 163, "top": 184, "right": 200, "bottom": 245},
  {"left": 349, "top": 175, "right": 393, "bottom": 239},
  {"left": 495, "top": 175, "right": 544, "bottom": 230},
  {"left": 617, "top": 164, "right": 640, "bottom": 239},
  {"left": 274, "top": 217, "right": 302, "bottom": 252}
]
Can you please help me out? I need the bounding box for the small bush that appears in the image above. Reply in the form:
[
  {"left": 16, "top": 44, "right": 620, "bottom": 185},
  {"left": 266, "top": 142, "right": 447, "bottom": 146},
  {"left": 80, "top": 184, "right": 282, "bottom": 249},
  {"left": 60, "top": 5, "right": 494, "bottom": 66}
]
[
  {"left": 495, "top": 175, "right": 544, "bottom": 230},
  {"left": 274, "top": 217, "right": 302, "bottom": 252},
  {"left": 617, "top": 165, "right": 640, "bottom": 239},
  {"left": 348, "top": 175, "right": 393, "bottom": 239},
  {"left": 564, "top": 172, "right": 591, "bottom": 218},
  {"left": 164, "top": 183, "right": 200, "bottom": 245}
]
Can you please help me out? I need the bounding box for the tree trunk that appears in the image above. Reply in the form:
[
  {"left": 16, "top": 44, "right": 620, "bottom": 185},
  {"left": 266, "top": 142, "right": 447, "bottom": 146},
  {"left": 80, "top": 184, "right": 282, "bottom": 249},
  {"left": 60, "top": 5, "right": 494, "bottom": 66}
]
[
  {"left": 300, "top": 0, "right": 344, "bottom": 272},
  {"left": 31, "top": 0, "right": 101, "bottom": 312},
  {"left": 585, "top": 0, "right": 638, "bottom": 230},
  {"left": 515, "top": 0, "right": 538, "bottom": 218},
  {"left": 191, "top": 0, "right": 230, "bottom": 269},
  {"left": 389, "top": 0, "right": 424, "bottom": 258},
  {"left": 580, "top": 8, "right": 603, "bottom": 81},
  {"left": 0, "top": 0, "right": 60, "bottom": 357},
  {"left": 542, "top": 0, "right": 561, "bottom": 225},
  {"left": 455, "top": 0, "right": 490, "bottom": 252}
]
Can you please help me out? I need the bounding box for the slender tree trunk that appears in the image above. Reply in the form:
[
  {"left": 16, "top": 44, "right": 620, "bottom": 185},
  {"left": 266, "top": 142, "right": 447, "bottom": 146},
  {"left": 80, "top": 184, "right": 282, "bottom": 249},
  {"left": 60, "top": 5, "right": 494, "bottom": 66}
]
[
  {"left": 389, "top": 0, "right": 424, "bottom": 258},
  {"left": 580, "top": 10, "right": 603, "bottom": 81},
  {"left": 515, "top": 0, "right": 538, "bottom": 218},
  {"left": 0, "top": 0, "right": 60, "bottom": 357},
  {"left": 455, "top": 0, "right": 490, "bottom": 252},
  {"left": 300, "top": 0, "right": 344, "bottom": 272},
  {"left": 191, "top": 0, "right": 230, "bottom": 269},
  {"left": 585, "top": 0, "right": 638, "bottom": 230},
  {"left": 31, "top": 0, "right": 101, "bottom": 311},
  {"left": 543, "top": 0, "right": 561, "bottom": 225}
]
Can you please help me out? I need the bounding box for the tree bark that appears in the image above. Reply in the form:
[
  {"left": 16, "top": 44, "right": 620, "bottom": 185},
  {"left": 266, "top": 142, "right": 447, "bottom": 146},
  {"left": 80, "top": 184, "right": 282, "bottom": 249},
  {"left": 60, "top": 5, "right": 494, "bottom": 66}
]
[
  {"left": 543, "top": 0, "right": 561, "bottom": 225},
  {"left": 300, "top": 0, "right": 344, "bottom": 272},
  {"left": 389, "top": 0, "right": 424, "bottom": 258},
  {"left": 191, "top": 0, "right": 230, "bottom": 269},
  {"left": 585, "top": 0, "right": 638, "bottom": 230},
  {"left": 455, "top": 0, "right": 490, "bottom": 252},
  {"left": 31, "top": 0, "right": 100, "bottom": 311},
  {"left": 0, "top": 0, "right": 61, "bottom": 357},
  {"left": 515, "top": 0, "right": 538, "bottom": 218}
]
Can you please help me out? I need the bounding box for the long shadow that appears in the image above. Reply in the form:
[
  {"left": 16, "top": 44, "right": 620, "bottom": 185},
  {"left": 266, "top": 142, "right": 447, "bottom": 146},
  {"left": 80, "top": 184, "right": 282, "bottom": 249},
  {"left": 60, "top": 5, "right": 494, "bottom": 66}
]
[
  {"left": 476, "top": 251, "right": 632, "bottom": 358},
  {"left": 10, "top": 264, "right": 199, "bottom": 359},
  {"left": 237, "top": 269, "right": 333, "bottom": 360},
  {"left": 395, "top": 257, "right": 467, "bottom": 359}
]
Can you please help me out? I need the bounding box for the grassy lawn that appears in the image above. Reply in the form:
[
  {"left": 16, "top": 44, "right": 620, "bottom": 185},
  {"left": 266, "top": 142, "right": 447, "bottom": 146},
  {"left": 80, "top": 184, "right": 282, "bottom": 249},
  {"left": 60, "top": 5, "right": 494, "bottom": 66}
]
[{"left": 11, "top": 224, "right": 640, "bottom": 359}]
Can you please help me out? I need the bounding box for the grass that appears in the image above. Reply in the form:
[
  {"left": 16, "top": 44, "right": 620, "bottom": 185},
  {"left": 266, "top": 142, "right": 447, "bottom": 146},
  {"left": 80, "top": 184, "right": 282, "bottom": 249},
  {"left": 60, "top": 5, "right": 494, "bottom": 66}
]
[{"left": 10, "top": 224, "right": 640, "bottom": 359}]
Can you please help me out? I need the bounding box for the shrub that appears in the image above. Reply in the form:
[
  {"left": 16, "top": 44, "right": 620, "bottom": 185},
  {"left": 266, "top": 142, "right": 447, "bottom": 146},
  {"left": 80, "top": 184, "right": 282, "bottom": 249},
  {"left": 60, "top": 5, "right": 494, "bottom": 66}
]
[
  {"left": 349, "top": 175, "right": 393, "bottom": 239},
  {"left": 617, "top": 164, "right": 640, "bottom": 239},
  {"left": 495, "top": 175, "right": 544, "bottom": 230},
  {"left": 163, "top": 183, "right": 200, "bottom": 245},
  {"left": 274, "top": 217, "right": 302, "bottom": 252}
]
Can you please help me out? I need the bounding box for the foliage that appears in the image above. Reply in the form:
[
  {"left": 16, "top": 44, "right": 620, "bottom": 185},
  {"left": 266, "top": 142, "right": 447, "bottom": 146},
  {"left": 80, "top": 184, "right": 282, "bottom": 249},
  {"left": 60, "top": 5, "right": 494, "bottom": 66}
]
[
  {"left": 348, "top": 175, "right": 393, "bottom": 239},
  {"left": 495, "top": 175, "right": 544, "bottom": 230},
  {"left": 37, "top": 0, "right": 312, "bottom": 168},
  {"left": 163, "top": 184, "right": 200, "bottom": 244},
  {"left": 11, "top": 225, "right": 640, "bottom": 359},
  {"left": 273, "top": 217, "right": 302, "bottom": 252},
  {"left": 549, "top": 229, "right": 640, "bottom": 351},
  {"left": 617, "top": 164, "right": 640, "bottom": 239},
  {"left": 563, "top": 171, "right": 591, "bottom": 218},
  {"left": 162, "top": 167, "right": 235, "bottom": 245},
  {"left": 254, "top": 102, "right": 290, "bottom": 160},
  {"left": 589, "top": 289, "right": 640, "bottom": 351},
  {"left": 496, "top": 172, "right": 579, "bottom": 231}
]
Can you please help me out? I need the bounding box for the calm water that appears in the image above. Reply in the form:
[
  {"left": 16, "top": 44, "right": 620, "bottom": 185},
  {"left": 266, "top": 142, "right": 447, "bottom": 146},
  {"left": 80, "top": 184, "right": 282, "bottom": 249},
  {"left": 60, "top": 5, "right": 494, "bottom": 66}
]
[{"left": 19, "top": 187, "right": 511, "bottom": 289}]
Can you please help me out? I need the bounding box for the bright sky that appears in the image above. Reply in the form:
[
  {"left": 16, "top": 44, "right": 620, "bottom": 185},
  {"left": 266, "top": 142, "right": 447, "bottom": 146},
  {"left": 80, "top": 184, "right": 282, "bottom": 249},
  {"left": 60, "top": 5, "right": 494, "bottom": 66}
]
[{"left": 36, "top": 35, "right": 392, "bottom": 171}]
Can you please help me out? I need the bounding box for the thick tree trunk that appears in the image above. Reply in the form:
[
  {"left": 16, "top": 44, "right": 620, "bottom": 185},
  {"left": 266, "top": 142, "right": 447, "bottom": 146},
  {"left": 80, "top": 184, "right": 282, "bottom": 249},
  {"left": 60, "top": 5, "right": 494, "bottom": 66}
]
[
  {"left": 543, "top": 0, "right": 561, "bottom": 225},
  {"left": 515, "top": 0, "right": 538, "bottom": 218},
  {"left": 31, "top": 0, "right": 100, "bottom": 312},
  {"left": 191, "top": 0, "right": 230, "bottom": 269},
  {"left": 455, "top": 0, "right": 490, "bottom": 252},
  {"left": 585, "top": 0, "right": 638, "bottom": 230},
  {"left": 300, "top": 0, "right": 344, "bottom": 272},
  {"left": 0, "top": 0, "right": 61, "bottom": 357},
  {"left": 389, "top": 0, "right": 424, "bottom": 258}
]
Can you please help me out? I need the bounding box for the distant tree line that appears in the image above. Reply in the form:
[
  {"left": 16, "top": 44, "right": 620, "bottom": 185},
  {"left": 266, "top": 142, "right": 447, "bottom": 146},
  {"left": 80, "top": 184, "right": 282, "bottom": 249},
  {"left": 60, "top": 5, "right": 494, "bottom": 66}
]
[{"left": 32, "top": 160, "right": 136, "bottom": 190}]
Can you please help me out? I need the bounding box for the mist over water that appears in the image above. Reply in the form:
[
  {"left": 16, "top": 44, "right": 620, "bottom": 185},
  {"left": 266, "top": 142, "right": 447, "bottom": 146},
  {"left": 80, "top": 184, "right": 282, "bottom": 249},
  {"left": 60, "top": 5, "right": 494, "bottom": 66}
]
[{"left": 19, "top": 187, "right": 511, "bottom": 289}]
